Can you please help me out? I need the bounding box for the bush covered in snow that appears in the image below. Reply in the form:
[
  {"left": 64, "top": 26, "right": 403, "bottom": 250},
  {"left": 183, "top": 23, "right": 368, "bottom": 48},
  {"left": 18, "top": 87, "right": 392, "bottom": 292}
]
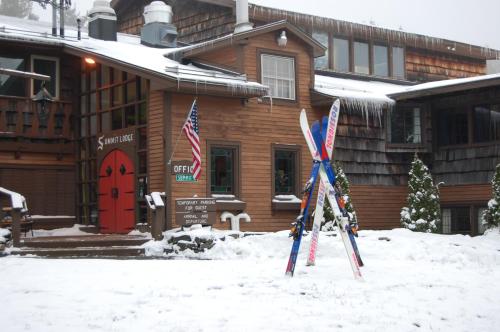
[
  {"left": 322, "top": 161, "right": 358, "bottom": 229},
  {"left": 482, "top": 163, "right": 500, "bottom": 228},
  {"left": 401, "top": 154, "right": 440, "bottom": 233}
]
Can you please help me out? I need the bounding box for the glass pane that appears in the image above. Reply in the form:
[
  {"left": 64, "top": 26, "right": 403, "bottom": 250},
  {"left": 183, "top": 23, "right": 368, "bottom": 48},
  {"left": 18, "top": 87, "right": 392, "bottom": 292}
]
[
  {"left": 451, "top": 207, "right": 471, "bottom": 234},
  {"left": 80, "top": 73, "right": 87, "bottom": 93},
  {"left": 100, "top": 65, "right": 110, "bottom": 87},
  {"left": 80, "top": 117, "right": 87, "bottom": 137},
  {"left": 90, "top": 69, "right": 96, "bottom": 91},
  {"left": 113, "top": 69, "right": 122, "bottom": 84},
  {"left": 333, "top": 38, "right": 349, "bottom": 72},
  {"left": 112, "top": 108, "right": 123, "bottom": 130},
  {"left": 441, "top": 209, "right": 451, "bottom": 234},
  {"left": 438, "top": 109, "right": 468, "bottom": 146},
  {"left": 139, "top": 77, "right": 148, "bottom": 100},
  {"left": 313, "top": 31, "right": 329, "bottom": 69},
  {"left": 138, "top": 152, "right": 147, "bottom": 174},
  {"left": 390, "top": 107, "right": 421, "bottom": 143},
  {"left": 354, "top": 41, "right": 369, "bottom": 74},
  {"left": 113, "top": 85, "right": 123, "bottom": 106},
  {"left": 0, "top": 56, "right": 26, "bottom": 97},
  {"left": 90, "top": 92, "right": 96, "bottom": 113},
  {"left": 126, "top": 81, "right": 136, "bottom": 103},
  {"left": 373, "top": 45, "right": 388, "bottom": 77},
  {"left": 125, "top": 105, "right": 136, "bottom": 127},
  {"left": 474, "top": 104, "right": 500, "bottom": 143},
  {"left": 275, "top": 150, "right": 296, "bottom": 194},
  {"left": 100, "top": 89, "right": 110, "bottom": 111},
  {"left": 33, "top": 58, "right": 57, "bottom": 97},
  {"left": 100, "top": 111, "right": 111, "bottom": 132},
  {"left": 90, "top": 115, "right": 97, "bottom": 136},
  {"left": 211, "top": 147, "right": 234, "bottom": 193},
  {"left": 80, "top": 95, "right": 88, "bottom": 115},
  {"left": 138, "top": 127, "right": 147, "bottom": 150},
  {"left": 138, "top": 102, "right": 147, "bottom": 125},
  {"left": 392, "top": 47, "right": 405, "bottom": 79}
]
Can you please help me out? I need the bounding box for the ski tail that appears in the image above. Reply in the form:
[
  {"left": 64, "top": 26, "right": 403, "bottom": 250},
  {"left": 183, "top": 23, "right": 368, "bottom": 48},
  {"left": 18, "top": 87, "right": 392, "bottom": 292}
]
[{"left": 285, "top": 161, "right": 321, "bottom": 276}]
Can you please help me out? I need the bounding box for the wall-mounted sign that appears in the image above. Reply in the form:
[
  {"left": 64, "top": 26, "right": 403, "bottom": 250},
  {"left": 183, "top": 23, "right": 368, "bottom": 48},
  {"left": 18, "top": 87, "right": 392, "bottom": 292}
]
[
  {"left": 175, "top": 198, "right": 216, "bottom": 226},
  {"left": 98, "top": 131, "right": 135, "bottom": 151},
  {"left": 96, "top": 127, "right": 137, "bottom": 169},
  {"left": 172, "top": 160, "right": 196, "bottom": 182}
]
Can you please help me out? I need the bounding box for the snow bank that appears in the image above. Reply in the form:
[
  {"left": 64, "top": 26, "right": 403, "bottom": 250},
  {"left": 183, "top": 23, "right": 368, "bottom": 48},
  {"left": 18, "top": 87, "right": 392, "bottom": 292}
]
[{"left": 1, "top": 228, "right": 500, "bottom": 332}]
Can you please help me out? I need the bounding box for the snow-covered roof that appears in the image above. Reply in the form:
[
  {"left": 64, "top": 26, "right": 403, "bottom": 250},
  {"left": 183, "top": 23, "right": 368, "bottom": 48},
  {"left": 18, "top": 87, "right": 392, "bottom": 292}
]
[
  {"left": 388, "top": 73, "right": 500, "bottom": 100},
  {"left": 0, "top": 15, "right": 268, "bottom": 96},
  {"left": 314, "top": 74, "right": 407, "bottom": 113}
]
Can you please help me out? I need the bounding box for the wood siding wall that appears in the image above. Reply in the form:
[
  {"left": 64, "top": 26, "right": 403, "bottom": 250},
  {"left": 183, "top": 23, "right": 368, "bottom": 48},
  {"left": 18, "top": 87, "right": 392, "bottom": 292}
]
[
  {"left": 147, "top": 90, "right": 165, "bottom": 192},
  {"left": 350, "top": 185, "right": 407, "bottom": 229},
  {"left": 406, "top": 49, "right": 486, "bottom": 82},
  {"left": 440, "top": 184, "right": 492, "bottom": 204}
]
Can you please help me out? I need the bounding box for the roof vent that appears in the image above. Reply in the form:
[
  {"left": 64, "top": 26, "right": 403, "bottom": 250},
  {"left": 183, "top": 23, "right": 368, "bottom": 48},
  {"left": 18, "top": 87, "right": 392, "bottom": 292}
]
[
  {"left": 234, "top": 0, "right": 253, "bottom": 34},
  {"left": 88, "top": 0, "right": 117, "bottom": 41},
  {"left": 140, "top": 1, "right": 177, "bottom": 48}
]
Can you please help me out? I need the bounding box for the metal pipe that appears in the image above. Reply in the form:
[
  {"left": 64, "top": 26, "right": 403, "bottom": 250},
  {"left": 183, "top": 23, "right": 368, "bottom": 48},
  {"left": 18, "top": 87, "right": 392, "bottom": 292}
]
[
  {"left": 234, "top": 0, "right": 252, "bottom": 33},
  {"left": 77, "top": 18, "right": 81, "bottom": 40},
  {"left": 0, "top": 68, "right": 51, "bottom": 81},
  {"left": 52, "top": 1, "right": 57, "bottom": 36},
  {"left": 59, "top": 0, "right": 65, "bottom": 38}
]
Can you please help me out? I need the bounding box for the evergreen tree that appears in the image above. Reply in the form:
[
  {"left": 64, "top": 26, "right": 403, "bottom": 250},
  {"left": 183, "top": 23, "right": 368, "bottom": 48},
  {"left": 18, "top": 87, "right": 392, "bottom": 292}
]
[
  {"left": 482, "top": 163, "right": 500, "bottom": 228},
  {"left": 0, "top": 0, "right": 33, "bottom": 19},
  {"left": 321, "top": 161, "right": 358, "bottom": 230},
  {"left": 401, "top": 154, "right": 440, "bottom": 233}
]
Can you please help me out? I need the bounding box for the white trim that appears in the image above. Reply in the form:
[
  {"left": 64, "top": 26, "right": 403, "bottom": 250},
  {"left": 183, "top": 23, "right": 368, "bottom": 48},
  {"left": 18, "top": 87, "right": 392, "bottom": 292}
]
[
  {"left": 261, "top": 54, "right": 295, "bottom": 100},
  {"left": 30, "top": 55, "right": 60, "bottom": 100}
]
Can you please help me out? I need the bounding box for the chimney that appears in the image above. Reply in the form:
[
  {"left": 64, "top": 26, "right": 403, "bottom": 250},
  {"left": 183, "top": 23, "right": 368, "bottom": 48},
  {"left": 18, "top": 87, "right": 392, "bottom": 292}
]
[
  {"left": 140, "top": 1, "right": 178, "bottom": 48},
  {"left": 234, "top": 0, "right": 253, "bottom": 34},
  {"left": 88, "top": 0, "right": 117, "bottom": 41}
]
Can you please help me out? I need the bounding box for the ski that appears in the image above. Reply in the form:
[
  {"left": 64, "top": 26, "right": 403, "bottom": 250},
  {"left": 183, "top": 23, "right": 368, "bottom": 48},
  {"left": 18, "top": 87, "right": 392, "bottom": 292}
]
[
  {"left": 305, "top": 101, "right": 340, "bottom": 266},
  {"left": 285, "top": 160, "right": 321, "bottom": 276},
  {"left": 310, "top": 120, "right": 363, "bottom": 279}
]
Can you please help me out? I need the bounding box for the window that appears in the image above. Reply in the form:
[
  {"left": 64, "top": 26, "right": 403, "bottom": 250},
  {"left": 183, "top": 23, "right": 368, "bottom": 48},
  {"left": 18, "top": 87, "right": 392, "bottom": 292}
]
[
  {"left": 273, "top": 145, "right": 300, "bottom": 196},
  {"left": 441, "top": 207, "right": 471, "bottom": 234},
  {"left": 392, "top": 47, "right": 405, "bottom": 79},
  {"left": 389, "top": 105, "right": 422, "bottom": 144},
  {"left": 313, "top": 31, "right": 329, "bottom": 69},
  {"left": 333, "top": 38, "right": 349, "bottom": 72},
  {"left": 209, "top": 142, "right": 240, "bottom": 195},
  {"left": 474, "top": 104, "right": 500, "bottom": 143},
  {"left": 438, "top": 109, "right": 468, "bottom": 146},
  {"left": 261, "top": 54, "right": 295, "bottom": 100},
  {"left": 373, "top": 45, "right": 389, "bottom": 77},
  {"left": 354, "top": 41, "right": 369, "bottom": 74},
  {"left": 0, "top": 56, "right": 26, "bottom": 97},
  {"left": 31, "top": 55, "right": 59, "bottom": 99}
]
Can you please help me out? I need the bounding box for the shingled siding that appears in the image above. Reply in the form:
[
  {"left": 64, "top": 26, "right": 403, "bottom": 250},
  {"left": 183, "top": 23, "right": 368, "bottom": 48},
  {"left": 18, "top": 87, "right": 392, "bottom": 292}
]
[
  {"left": 147, "top": 90, "right": 165, "bottom": 193},
  {"left": 406, "top": 48, "right": 486, "bottom": 82}
]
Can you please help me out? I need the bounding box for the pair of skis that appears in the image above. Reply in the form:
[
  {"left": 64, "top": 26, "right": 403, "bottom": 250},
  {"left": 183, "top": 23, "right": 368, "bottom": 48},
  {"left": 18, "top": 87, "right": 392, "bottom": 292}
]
[{"left": 285, "top": 100, "right": 363, "bottom": 279}]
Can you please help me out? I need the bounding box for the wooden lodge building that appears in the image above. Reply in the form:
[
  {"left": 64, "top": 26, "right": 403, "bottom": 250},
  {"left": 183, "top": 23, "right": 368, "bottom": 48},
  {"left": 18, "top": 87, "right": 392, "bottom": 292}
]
[{"left": 0, "top": 0, "right": 499, "bottom": 237}]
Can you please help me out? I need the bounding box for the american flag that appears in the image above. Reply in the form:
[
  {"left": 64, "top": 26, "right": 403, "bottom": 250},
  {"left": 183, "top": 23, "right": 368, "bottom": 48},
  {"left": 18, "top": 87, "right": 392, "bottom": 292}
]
[{"left": 182, "top": 100, "right": 201, "bottom": 180}]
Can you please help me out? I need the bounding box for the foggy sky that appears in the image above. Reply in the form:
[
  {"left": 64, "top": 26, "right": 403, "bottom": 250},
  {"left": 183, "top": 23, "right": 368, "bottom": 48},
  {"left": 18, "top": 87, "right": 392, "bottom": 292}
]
[{"left": 33, "top": 0, "right": 500, "bottom": 50}]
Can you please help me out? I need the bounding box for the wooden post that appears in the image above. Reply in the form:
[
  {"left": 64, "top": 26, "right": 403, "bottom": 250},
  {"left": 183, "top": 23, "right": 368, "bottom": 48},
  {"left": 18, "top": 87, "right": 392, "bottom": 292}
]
[{"left": 11, "top": 208, "right": 21, "bottom": 247}]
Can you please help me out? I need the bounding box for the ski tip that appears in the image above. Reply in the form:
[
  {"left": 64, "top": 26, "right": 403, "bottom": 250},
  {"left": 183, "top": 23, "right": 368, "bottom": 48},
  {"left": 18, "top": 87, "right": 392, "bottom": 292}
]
[
  {"left": 285, "top": 271, "right": 294, "bottom": 277},
  {"left": 306, "top": 261, "right": 315, "bottom": 267}
]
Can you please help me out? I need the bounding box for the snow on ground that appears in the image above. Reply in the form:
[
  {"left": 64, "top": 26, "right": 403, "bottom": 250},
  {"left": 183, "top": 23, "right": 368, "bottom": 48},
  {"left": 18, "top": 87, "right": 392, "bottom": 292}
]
[{"left": 1, "top": 228, "right": 499, "bottom": 332}]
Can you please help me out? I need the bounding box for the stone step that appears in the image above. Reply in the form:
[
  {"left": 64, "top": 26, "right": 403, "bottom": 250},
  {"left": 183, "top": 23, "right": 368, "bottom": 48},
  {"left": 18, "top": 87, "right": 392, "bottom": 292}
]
[
  {"left": 10, "top": 246, "right": 146, "bottom": 258},
  {"left": 20, "top": 235, "right": 150, "bottom": 249}
]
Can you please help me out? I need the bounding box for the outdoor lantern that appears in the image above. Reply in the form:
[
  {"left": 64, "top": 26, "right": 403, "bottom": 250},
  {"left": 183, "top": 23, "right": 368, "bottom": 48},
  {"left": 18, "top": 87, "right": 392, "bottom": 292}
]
[
  {"left": 32, "top": 81, "right": 54, "bottom": 123},
  {"left": 277, "top": 30, "right": 287, "bottom": 47}
]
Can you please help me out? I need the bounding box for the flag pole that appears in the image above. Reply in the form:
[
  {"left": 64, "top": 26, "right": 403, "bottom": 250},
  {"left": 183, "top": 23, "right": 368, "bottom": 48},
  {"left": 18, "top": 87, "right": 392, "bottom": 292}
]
[{"left": 167, "top": 98, "right": 197, "bottom": 165}]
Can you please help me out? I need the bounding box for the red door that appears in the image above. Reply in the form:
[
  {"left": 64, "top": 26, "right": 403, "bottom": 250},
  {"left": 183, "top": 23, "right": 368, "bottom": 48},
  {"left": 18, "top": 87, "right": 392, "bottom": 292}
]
[{"left": 98, "top": 149, "right": 135, "bottom": 233}]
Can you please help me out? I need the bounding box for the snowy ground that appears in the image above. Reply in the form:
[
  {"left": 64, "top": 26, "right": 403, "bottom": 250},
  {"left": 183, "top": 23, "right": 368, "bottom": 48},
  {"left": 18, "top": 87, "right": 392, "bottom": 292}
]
[{"left": 1, "top": 228, "right": 499, "bottom": 332}]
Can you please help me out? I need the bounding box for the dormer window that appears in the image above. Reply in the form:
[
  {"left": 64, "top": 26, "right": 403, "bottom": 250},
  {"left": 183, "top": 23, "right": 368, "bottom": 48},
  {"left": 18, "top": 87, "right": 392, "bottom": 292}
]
[{"left": 261, "top": 54, "right": 296, "bottom": 100}]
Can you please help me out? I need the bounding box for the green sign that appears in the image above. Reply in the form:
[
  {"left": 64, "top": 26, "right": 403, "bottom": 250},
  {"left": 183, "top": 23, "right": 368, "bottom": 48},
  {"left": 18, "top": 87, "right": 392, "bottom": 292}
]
[{"left": 176, "top": 174, "right": 196, "bottom": 182}]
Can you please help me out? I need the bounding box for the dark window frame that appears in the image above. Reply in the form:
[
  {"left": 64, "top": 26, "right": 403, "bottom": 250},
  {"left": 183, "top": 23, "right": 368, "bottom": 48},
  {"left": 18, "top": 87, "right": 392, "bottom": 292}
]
[
  {"left": 206, "top": 140, "right": 241, "bottom": 198},
  {"left": 441, "top": 204, "right": 486, "bottom": 236},
  {"left": 271, "top": 143, "right": 302, "bottom": 197},
  {"left": 30, "top": 55, "right": 60, "bottom": 100},
  {"left": 257, "top": 48, "right": 299, "bottom": 105},
  {"left": 387, "top": 103, "right": 425, "bottom": 148}
]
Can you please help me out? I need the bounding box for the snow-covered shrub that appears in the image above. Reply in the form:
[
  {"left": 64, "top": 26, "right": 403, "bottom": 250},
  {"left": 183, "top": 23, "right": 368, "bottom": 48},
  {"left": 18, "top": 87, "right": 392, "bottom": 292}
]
[
  {"left": 401, "top": 154, "right": 440, "bottom": 233},
  {"left": 322, "top": 161, "right": 358, "bottom": 229},
  {"left": 482, "top": 163, "right": 500, "bottom": 228}
]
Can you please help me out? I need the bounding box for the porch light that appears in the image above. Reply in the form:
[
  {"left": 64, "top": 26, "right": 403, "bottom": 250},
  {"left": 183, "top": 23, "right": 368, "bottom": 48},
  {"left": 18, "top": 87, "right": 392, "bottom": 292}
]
[
  {"left": 32, "top": 81, "right": 54, "bottom": 122},
  {"left": 277, "top": 30, "right": 287, "bottom": 48},
  {"left": 85, "top": 57, "right": 96, "bottom": 65}
]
